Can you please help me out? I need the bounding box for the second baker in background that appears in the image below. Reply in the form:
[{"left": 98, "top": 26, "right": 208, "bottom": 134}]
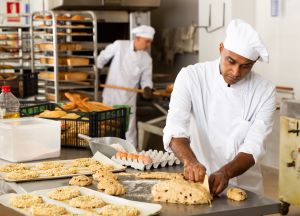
[{"left": 97, "top": 25, "right": 155, "bottom": 147}]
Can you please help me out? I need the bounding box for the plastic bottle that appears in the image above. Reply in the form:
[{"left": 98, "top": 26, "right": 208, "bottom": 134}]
[{"left": 0, "top": 86, "right": 20, "bottom": 119}]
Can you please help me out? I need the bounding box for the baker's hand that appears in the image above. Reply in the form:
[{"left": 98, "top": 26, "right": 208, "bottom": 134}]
[
  {"left": 142, "top": 86, "right": 153, "bottom": 100},
  {"left": 183, "top": 161, "right": 206, "bottom": 182},
  {"left": 209, "top": 170, "right": 230, "bottom": 196}
]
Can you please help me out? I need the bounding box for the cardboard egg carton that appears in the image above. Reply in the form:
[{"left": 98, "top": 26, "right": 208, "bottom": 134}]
[{"left": 111, "top": 149, "right": 181, "bottom": 171}]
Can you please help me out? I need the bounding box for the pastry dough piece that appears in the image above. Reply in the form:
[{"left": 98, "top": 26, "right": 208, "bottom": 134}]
[
  {"left": 71, "top": 15, "right": 85, "bottom": 20},
  {"left": 6, "top": 170, "right": 39, "bottom": 180},
  {"left": 0, "top": 163, "right": 30, "bottom": 172},
  {"left": 68, "top": 195, "right": 106, "bottom": 209},
  {"left": 151, "top": 179, "right": 211, "bottom": 205},
  {"left": 226, "top": 187, "right": 247, "bottom": 201},
  {"left": 135, "top": 172, "right": 183, "bottom": 180},
  {"left": 69, "top": 175, "right": 92, "bottom": 186},
  {"left": 99, "top": 204, "right": 139, "bottom": 216},
  {"left": 48, "top": 187, "right": 81, "bottom": 201},
  {"left": 36, "top": 161, "right": 63, "bottom": 170},
  {"left": 43, "top": 167, "right": 77, "bottom": 177},
  {"left": 88, "top": 164, "right": 114, "bottom": 173},
  {"left": 92, "top": 170, "right": 117, "bottom": 181},
  {"left": 97, "top": 178, "right": 126, "bottom": 196},
  {"left": 71, "top": 158, "right": 99, "bottom": 167},
  {"left": 30, "top": 203, "right": 67, "bottom": 215},
  {"left": 10, "top": 194, "right": 43, "bottom": 208}
]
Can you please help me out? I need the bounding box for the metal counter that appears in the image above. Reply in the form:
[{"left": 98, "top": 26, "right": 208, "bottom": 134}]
[{"left": 1, "top": 148, "right": 281, "bottom": 216}]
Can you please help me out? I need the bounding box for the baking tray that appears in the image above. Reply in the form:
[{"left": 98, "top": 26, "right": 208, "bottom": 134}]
[
  {"left": 34, "top": 186, "right": 162, "bottom": 216},
  {"left": 0, "top": 193, "right": 86, "bottom": 216},
  {"left": 0, "top": 152, "right": 126, "bottom": 183}
]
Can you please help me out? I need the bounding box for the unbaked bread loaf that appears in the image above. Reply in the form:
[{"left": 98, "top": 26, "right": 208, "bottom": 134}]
[
  {"left": 151, "top": 179, "right": 211, "bottom": 205},
  {"left": 226, "top": 187, "right": 247, "bottom": 201}
]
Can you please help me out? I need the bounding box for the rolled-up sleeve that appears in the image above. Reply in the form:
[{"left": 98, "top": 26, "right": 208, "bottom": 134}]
[
  {"left": 238, "top": 85, "right": 276, "bottom": 163},
  {"left": 163, "top": 69, "right": 192, "bottom": 152}
]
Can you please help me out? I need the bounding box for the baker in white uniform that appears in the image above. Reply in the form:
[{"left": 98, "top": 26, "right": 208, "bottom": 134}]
[
  {"left": 97, "top": 25, "right": 155, "bottom": 147},
  {"left": 163, "top": 19, "right": 276, "bottom": 195}
]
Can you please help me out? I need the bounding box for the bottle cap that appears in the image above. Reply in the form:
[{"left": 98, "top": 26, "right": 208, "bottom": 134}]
[{"left": 1, "top": 86, "right": 11, "bottom": 93}]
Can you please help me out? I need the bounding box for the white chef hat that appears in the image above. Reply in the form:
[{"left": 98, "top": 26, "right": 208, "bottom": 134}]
[
  {"left": 132, "top": 25, "right": 155, "bottom": 40},
  {"left": 224, "top": 19, "right": 269, "bottom": 63}
]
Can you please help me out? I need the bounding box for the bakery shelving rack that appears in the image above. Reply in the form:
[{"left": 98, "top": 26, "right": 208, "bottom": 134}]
[
  {"left": 0, "top": 13, "right": 38, "bottom": 98},
  {"left": 30, "top": 11, "right": 99, "bottom": 102},
  {"left": 0, "top": 13, "right": 31, "bottom": 73}
]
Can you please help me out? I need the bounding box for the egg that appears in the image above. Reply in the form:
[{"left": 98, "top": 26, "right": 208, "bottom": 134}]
[
  {"left": 115, "top": 151, "right": 122, "bottom": 158},
  {"left": 120, "top": 152, "right": 128, "bottom": 159},
  {"left": 142, "top": 155, "right": 153, "bottom": 165},
  {"left": 127, "top": 153, "right": 139, "bottom": 161},
  {"left": 138, "top": 155, "right": 145, "bottom": 162},
  {"left": 131, "top": 154, "right": 139, "bottom": 160}
]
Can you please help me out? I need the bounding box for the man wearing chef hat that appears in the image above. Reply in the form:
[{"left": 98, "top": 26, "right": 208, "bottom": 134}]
[
  {"left": 163, "top": 19, "right": 276, "bottom": 195},
  {"left": 97, "top": 25, "right": 155, "bottom": 147}
]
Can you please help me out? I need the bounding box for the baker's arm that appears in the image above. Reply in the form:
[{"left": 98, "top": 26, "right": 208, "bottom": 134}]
[
  {"left": 209, "top": 152, "right": 254, "bottom": 195},
  {"left": 96, "top": 41, "right": 118, "bottom": 69},
  {"left": 170, "top": 137, "right": 206, "bottom": 182},
  {"left": 163, "top": 68, "right": 206, "bottom": 182}
]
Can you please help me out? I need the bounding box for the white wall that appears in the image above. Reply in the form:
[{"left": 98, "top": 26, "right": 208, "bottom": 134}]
[
  {"left": 254, "top": 0, "right": 300, "bottom": 98},
  {"left": 198, "top": 0, "right": 255, "bottom": 62},
  {"left": 30, "top": 0, "right": 47, "bottom": 13}
]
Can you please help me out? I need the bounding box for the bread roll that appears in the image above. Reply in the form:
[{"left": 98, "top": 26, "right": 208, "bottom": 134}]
[{"left": 227, "top": 187, "right": 247, "bottom": 201}]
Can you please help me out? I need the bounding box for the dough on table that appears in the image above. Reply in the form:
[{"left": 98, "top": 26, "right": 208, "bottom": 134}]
[
  {"left": 226, "top": 187, "right": 247, "bottom": 201},
  {"left": 68, "top": 195, "right": 106, "bottom": 209},
  {"left": 92, "top": 170, "right": 117, "bottom": 181},
  {"left": 30, "top": 203, "right": 67, "bottom": 215},
  {"left": 99, "top": 204, "right": 139, "bottom": 216},
  {"left": 0, "top": 163, "right": 30, "bottom": 172},
  {"left": 71, "top": 158, "right": 99, "bottom": 167},
  {"left": 97, "top": 178, "right": 126, "bottom": 196},
  {"left": 69, "top": 175, "right": 92, "bottom": 186},
  {"left": 135, "top": 172, "right": 183, "bottom": 180},
  {"left": 151, "top": 179, "right": 211, "bottom": 205},
  {"left": 10, "top": 194, "right": 43, "bottom": 208},
  {"left": 48, "top": 187, "right": 81, "bottom": 201},
  {"left": 36, "top": 161, "right": 63, "bottom": 170},
  {"left": 43, "top": 167, "right": 77, "bottom": 177},
  {"left": 6, "top": 170, "right": 39, "bottom": 180}
]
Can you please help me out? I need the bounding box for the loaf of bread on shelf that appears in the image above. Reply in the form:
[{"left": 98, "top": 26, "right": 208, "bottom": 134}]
[
  {"left": 37, "top": 43, "right": 82, "bottom": 51},
  {"left": 67, "top": 58, "right": 89, "bottom": 66},
  {"left": 38, "top": 71, "right": 66, "bottom": 80},
  {"left": 40, "top": 57, "right": 68, "bottom": 65},
  {"left": 33, "top": 15, "right": 44, "bottom": 20},
  {"left": 44, "top": 15, "right": 52, "bottom": 20},
  {"left": 71, "top": 15, "right": 85, "bottom": 21},
  {"left": 0, "top": 35, "right": 7, "bottom": 40},
  {"left": 64, "top": 72, "right": 89, "bottom": 81},
  {"left": 56, "top": 14, "right": 71, "bottom": 20},
  {"left": 0, "top": 65, "right": 13, "bottom": 69},
  {"left": 0, "top": 73, "right": 17, "bottom": 80}
]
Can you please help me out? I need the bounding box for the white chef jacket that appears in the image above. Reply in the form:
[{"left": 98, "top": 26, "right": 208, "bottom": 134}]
[
  {"left": 97, "top": 40, "right": 153, "bottom": 146},
  {"left": 163, "top": 58, "right": 276, "bottom": 194}
]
